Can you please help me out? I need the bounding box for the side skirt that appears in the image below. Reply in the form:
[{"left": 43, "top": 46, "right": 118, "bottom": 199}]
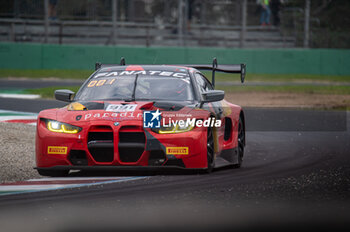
[{"left": 214, "top": 148, "right": 238, "bottom": 168}]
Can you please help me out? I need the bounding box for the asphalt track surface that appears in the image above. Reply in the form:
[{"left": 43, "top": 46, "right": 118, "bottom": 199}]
[
  {"left": 0, "top": 97, "right": 349, "bottom": 232},
  {"left": 0, "top": 79, "right": 84, "bottom": 90}
]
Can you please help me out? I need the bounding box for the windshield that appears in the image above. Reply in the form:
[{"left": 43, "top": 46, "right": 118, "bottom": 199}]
[{"left": 75, "top": 75, "right": 194, "bottom": 102}]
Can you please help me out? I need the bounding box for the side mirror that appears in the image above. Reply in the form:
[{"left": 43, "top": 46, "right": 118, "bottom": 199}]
[
  {"left": 55, "top": 89, "right": 75, "bottom": 102},
  {"left": 202, "top": 90, "right": 225, "bottom": 103}
]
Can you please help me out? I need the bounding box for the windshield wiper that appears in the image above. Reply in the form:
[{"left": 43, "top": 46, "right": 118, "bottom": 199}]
[{"left": 124, "top": 74, "right": 138, "bottom": 102}]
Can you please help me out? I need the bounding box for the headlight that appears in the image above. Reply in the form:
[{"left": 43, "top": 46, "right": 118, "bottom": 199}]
[
  {"left": 153, "top": 123, "right": 195, "bottom": 134},
  {"left": 45, "top": 119, "right": 82, "bottom": 134}
]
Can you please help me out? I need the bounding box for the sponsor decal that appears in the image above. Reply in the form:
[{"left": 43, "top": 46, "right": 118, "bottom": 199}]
[
  {"left": 143, "top": 109, "right": 161, "bottom": 128},
  {"left": 47, "top": 146, "right": 67, "bottom": 155},
  {"left": 83, "top": 112, "right": 143, "bottom": 121},
  {"left": 87, "top": 78, "right": 116, "bottom": 88},
  {"left": 106, "top": 104, "right": 137, "bottom": 112},
  {"left": 76, "top": 115, "right": 82, "bottom": 121},
  {"left": 67, "top": 102, "right": 87, "bottom": 111},
  {"left": 94, "top": 70, "right": 189, "bottom": 79},
  {"left": 166, "top": 147, "right": 189, "bottom": 155}
]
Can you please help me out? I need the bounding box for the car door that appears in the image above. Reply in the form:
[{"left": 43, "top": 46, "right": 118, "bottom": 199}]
[
  {"left": 194, "top": 72, "right": 224, "bottom": 119},
  {"left": 194, "top": 72, "right": 226, "bottom": 153}
]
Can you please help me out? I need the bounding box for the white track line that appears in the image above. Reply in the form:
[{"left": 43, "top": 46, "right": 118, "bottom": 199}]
[
  {"left": 0, "top": 115, "right": 37, "bottom": 121},
  {"left": 0, "top": 109, "right": 37, "bottom": 115},
  {"left": 0, "top": 94, "right": 40, "bottom": 99},
  {"left": 0, "top": 184, "right": 79, "bottom": 191},
  {"left": 0, "top": 109, "right": 38, "bottom": 125},
  {"left": 27, "top": 177, "right": 126, "bottom": 181}
]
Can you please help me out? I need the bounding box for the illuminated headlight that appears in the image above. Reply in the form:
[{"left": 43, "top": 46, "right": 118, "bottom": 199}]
[
  {"left": 45, "top": 119, "right": 82, "bottom": 134},
  {"left": 153, "top": 123, "right": 195, "bottom": 134}
]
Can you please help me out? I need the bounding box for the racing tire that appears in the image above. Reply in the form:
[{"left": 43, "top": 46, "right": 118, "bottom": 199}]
[
  {"left": 37, "top": 169, "right": 69, "bottom": 177},
  {"left": 206, "top": 127, "right": 215, "bottom": 173},
  {"left": 233, "top": 117, "right": 245, "bottom": 168}
]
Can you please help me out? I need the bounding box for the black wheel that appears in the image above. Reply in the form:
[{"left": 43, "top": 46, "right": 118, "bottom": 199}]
[
  {"left": 37, "top": 169, "right": 69, "bottom": 177},
  {"left": 206, "top": 127, "right": 215, "bottom": 173},
  {"left": 233, "top": 117, "right": 245, "bottom": 168}
]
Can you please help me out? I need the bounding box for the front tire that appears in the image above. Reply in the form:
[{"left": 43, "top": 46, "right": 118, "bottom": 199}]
[
  {"left": 233, "top": 117, "right": 245, "bottom": 168},
  {"left": 37, "top": 169, "right": 69, "bottom": 177},
  {"left": 206, "top": 127, "right": 215, "bottom": 173}
]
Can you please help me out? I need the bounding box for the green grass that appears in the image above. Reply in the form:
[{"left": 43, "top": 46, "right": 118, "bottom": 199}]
[
  {"left": 216, "top": 85, "right": 350, "bottom": 95},
  {"left": 25, "top": 86, "right": 80, "bottom": 99},
  {"left": 0, "top": 69, "right": 93, "bottom": 79},
  {"left": 25, "top": 84, "right": 350, "bottom": 100},
  {"left": 1, "top": 69, "right": 350, "bottom": 82},
  {"left": 0, "top": 89, "right": 26, "bottom": 94},
  {"left": 2, "top": 68, "right": 349, "bottom": 98}
]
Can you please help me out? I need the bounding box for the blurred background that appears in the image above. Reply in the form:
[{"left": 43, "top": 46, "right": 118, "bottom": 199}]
[
  {"left": 0, "top": 0, "right": 349, "bottom": 48},
  {"left": 0, "top": 0, "right": 349, "bottom": 109}
]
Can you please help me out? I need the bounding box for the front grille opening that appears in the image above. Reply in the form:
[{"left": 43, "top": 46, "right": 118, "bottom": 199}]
[
  {"left": 119, "top": 132, "right": 146, "bottom": 143},
  {"left": 69, "top": 150, "right": 88, "bottom": 166},
  {"left": 88, "top": 132, "right": 113, "bottom": 142},
  {"left": 148, "top": 150, "right": 166, "bottom": 166},
  {"left": 118, "top": 131, "right": 145, "bottom": 163},
  {"left": 88, "top": 130, "right": 114, "bottom": 162},
  {"left": 88, "top": 147, "right": 114, "bottom": 162}
]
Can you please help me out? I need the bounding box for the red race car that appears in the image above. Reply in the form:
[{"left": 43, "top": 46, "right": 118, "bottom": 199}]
[{"left": 35, "top": 58, "right": 246, "bottom": 176}]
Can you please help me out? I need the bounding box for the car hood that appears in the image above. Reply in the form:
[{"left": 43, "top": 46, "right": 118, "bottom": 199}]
[{"left": 55, "top": 100, "right": 197, "bottom": 123}]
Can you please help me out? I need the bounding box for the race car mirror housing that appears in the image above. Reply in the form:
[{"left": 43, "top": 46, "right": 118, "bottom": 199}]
[
  {"left": 55, "top": 89, "right": 75, "bottom": 102},
  {"left": 202, "top": 90, "right": 225, "bottom": 103}
]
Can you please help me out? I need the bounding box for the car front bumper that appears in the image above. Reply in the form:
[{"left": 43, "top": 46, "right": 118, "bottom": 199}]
[{"left": 36, "top": 119, "right": 208, "bottom": 169}]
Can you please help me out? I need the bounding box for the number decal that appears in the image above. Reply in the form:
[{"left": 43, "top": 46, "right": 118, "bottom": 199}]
[{"left": 87, "top": 79, "right": 116, "bottom": 88}]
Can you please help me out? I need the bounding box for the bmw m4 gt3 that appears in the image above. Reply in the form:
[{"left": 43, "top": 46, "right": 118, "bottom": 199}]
[{"left": 35, "top": 58, "right": 246, "bottom": 176}]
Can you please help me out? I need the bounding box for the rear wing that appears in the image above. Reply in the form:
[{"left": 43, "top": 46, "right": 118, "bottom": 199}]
[
  {"left": 95, "top": 57, "right": 246, "bottom": 87},
  {"left": 184, "top": 58, "right": 246, "bottom": 87}
]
